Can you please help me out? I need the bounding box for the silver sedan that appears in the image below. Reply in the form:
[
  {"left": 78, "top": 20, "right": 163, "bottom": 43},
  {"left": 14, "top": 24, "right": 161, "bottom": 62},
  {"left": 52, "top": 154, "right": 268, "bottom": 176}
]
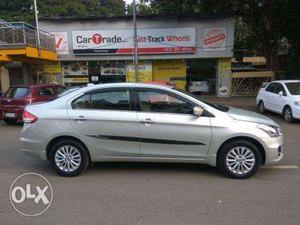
[{"left": 20, "top": 83, "right": 283, "bottom": 178}]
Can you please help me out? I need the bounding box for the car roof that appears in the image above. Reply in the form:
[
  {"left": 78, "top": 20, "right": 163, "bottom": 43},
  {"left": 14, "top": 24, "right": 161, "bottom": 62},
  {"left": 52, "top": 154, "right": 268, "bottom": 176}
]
[
  {"left": 80, "top": 82, "right": 174, "bottom": 92},
  {"left": 9, "top": 83, "right": 64, "bottom": 88},
  {"left": 273, "top": 80, "right": 300, "bottom": 84}
]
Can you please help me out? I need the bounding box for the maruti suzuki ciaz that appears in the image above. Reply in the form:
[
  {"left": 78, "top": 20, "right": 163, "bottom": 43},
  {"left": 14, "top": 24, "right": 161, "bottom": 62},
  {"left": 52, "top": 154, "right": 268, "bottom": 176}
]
[{"left": 20, "top": 83, "right": 283, "bottom": 179}]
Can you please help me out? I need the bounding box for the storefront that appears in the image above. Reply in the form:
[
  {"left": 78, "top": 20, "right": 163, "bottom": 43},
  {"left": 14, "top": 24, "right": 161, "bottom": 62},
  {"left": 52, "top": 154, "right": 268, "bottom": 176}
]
[{"left": 39, "top": 15, "right": 235, "bottom": 96}]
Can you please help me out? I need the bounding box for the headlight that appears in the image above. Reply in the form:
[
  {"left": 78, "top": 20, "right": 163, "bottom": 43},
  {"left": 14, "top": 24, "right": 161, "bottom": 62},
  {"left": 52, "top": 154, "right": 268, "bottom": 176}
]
[
  {"left": 257, "top": 124, "right": 282, "bottom": 137},
  {"left": 294, "top": 101, "right": 300, "bottom": 106}
]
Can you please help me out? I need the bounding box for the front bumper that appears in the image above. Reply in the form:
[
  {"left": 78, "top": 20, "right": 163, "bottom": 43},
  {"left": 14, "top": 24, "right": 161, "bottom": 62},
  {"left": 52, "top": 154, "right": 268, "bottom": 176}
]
[
  {"left": 262, "top": 135, "right": 284, "bottom": 165},
  {"left": 291, "top": 106, "right": 300, "bottom": 119}
]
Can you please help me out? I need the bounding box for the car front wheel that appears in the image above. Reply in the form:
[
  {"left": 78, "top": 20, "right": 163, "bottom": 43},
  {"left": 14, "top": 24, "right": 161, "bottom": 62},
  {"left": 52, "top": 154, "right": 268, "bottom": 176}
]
[
  {"left": 217, "top": 140, "right": 262, "bottom": 179},
  {"left": 50, "top": 139, "right": 90, "bottom": 176},
  {"left": 283, "top": 106, "right": 294, "bottom": 123}
]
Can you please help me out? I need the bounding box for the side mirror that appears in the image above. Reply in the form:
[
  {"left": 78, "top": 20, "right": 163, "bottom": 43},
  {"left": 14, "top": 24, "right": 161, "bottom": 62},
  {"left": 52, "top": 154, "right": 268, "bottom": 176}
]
[
  {"left": 193, "top": 106, "right": 204, "bottom": 117},
  {"left": 278, "top": 91, "right": 283, "bottom": 96}
]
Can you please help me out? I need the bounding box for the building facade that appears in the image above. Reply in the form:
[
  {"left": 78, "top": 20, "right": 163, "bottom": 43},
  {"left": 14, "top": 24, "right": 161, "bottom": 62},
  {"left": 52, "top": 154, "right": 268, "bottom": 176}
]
[{"left": 40, "top": 15, "right": 235, "bottom": 97}]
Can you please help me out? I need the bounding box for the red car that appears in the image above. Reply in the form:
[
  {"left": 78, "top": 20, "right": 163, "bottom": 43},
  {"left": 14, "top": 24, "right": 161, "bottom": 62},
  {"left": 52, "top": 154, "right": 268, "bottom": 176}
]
[{"left": 0, "top": 83, "right": 65, "bottom": 124}]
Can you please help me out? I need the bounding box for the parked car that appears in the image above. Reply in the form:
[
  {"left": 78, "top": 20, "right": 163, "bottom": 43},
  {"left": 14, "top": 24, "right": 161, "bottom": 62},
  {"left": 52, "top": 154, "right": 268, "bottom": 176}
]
[
  {"left": 0, "top": 83, "right": 65, "bottom": 124},
  {"left": 256, "top": 80, "right": 300, "bottom": 122},
  {"left": 21, "top": 83, "right": 283, "bottom": 178}
]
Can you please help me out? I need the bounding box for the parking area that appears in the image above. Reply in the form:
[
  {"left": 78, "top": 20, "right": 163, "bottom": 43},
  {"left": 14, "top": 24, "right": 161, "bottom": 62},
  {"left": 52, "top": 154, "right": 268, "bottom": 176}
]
[{"left": 0, "top": 97, "right": 299, "bottom": 225}]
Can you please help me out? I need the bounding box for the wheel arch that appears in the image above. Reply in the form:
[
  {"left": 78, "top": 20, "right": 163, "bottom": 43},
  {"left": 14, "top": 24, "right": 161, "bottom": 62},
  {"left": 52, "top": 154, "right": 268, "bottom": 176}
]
[
  {"left": 282, "top": 104, "right": 291, "bottom": 114},
  {"left": 216, "top": 136, "right": 266, "bottom": 165},
  {"left": 46, "top": 135, "right": 91, "bottom": 162}
]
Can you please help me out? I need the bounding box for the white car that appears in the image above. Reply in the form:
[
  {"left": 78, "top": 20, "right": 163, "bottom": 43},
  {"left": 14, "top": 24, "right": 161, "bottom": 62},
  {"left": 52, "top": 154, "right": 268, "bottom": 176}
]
[{"left": 256, "top": 80, "right": 300, "bottom": 122}]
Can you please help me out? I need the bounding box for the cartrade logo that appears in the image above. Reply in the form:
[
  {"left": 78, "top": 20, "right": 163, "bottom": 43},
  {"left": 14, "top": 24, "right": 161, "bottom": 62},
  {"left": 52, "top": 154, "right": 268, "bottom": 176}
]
[
  {"left": 92, "top": 33, "right": 103, "bottom": 44},
  {"left": 9, "top": 173, "right": 53, "bottom": 216},
  {"left": 76, "top": 33, "right": 123, "bottom": 45}
]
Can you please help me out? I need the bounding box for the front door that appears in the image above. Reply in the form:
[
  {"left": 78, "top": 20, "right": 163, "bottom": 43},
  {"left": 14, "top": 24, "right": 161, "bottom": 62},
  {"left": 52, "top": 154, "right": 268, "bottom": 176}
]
[
  {"left": 68, "top": 88, "right": 140, "bottom": 158},
  {"left": 272, "top": 83, "right": 287, "bottom": 113},
  {"left": 135, "top": 89, "right": 212, "bottom": 159}
]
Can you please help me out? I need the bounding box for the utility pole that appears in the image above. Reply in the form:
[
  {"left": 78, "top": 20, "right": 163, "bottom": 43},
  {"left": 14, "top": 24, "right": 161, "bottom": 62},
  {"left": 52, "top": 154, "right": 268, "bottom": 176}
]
[
  {"left": 133, "top": 0, "right": 139, "bottom": 82},
  {"left": 33, "top": 0, "right": 41, "bottom": 53}
]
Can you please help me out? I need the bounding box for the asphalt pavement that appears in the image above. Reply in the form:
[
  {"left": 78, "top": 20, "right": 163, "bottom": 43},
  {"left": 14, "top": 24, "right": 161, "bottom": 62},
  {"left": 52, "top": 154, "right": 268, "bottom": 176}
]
[{"left": 0, "top": 97, "right": 299, "bottom": 225}]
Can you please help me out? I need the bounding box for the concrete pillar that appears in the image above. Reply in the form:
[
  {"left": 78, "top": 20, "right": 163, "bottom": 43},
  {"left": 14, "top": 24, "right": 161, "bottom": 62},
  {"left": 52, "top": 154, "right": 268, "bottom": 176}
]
[
  {"left": 0, "top": 66, "right": 10, "bottom": 92},
  {"left": 22, "top": 63, "right": 30, "bottom": 84},
  {"left": 217, "top": 58, "right": 232, "bottom": 97}
]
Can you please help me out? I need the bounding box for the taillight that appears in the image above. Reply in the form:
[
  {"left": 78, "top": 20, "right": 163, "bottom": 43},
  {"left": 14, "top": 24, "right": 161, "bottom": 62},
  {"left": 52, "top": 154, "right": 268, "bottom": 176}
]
[{"left": 23, "top": 110, "right": 38, "bottom": 123}]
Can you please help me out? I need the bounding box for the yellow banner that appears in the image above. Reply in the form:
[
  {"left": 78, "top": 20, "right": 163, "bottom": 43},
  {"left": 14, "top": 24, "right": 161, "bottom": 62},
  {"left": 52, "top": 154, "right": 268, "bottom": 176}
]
[
  {"left": 153, "top": 60, "right": 186, "bottom": 89},
  {"left": 43, "top": 62, "right": 62, "bottom": 74},
  {"left": 127, "top": 62, "right": 152, "bottom": 82}
]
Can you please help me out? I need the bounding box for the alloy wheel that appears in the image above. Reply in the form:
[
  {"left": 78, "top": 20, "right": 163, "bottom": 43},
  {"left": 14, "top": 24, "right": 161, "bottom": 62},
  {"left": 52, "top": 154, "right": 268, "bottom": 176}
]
[
  {"left": 225, "top": 146, "right": 255, "bottom": 175},
  {"left": 54, "top": 145, "right": 82, "bottom": 172}
]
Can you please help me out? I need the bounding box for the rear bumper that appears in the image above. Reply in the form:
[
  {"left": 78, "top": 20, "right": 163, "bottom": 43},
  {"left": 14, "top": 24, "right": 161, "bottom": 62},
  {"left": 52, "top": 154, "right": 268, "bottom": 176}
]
[
  {"left": 20, "top": 136, "right": 47, "bottom": 160},
  {"left": 0, "top": 106, "right": 24, "bottom": 121}
]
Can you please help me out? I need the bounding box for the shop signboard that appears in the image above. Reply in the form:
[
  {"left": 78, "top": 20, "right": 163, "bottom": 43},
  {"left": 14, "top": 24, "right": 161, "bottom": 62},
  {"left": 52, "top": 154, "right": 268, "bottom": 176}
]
[
  {"left": 64, "top": 77, "right": 89, "bottom": 83},
  {"left": 72, "top": 28, "right": 195, "bottom": 55},
  {"left": 127, "top": 63, "right": 152, "bottom": 82},
  {"left": 51, "top": 32, "right": 69, "bottom": 55},
  {"left": 43, "top": 62, "right": 62, "bottom": 74},
  {"left": 62, "top": 62, "right": 88, "bottom": 76},
  {"left": 101, "top": 62, "right": 126, "bottom": 76},
  {"left": 203, "top": 27, "right": 226, "bottom": 51},
  {"left": 153, "top": 60, "right": 186, "bottom": 89}
]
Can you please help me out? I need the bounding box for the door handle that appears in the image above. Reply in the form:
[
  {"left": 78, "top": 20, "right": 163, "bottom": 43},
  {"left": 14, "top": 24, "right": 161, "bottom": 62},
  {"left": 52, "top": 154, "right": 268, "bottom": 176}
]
[
  {"left": 74, "top": 115, "right": 87, "bottom": 123},
  {"left": 140, "top": 118, "right": 155, "bottom": 125}
]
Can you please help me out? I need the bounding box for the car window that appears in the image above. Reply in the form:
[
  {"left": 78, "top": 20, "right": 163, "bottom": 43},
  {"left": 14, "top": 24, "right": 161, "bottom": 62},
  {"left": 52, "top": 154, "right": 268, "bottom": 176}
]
[
  {"left": 72, "top": 94, "right": 90, "bottom": 109},
  {"left": 91, "top": 90, "right": 130, "bottom": 111},
  {"left": 138, "top": 90, "right": 194, "bottom": 114},
  {"left": 285, "top": 82, "right": 300, "bottom": 95},
  {"left": 274, "top": 83, "right": 287, "bottom": 96},
  {"left": 56, "top": 86, "right": 66, "bottom": 94},
  {"left": 266, "top": 83, "right": 276, "bottom": 93},
  {"left": 39, "top": 87, "right": 55, "bottom": 96},
  {"left": 5, "top": 87, "right": 31, "bottom": 98}
]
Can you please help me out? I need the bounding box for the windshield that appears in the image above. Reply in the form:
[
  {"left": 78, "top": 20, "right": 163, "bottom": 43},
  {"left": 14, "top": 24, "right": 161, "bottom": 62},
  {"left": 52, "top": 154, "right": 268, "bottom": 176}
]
[
  {"left": 285, "top": 82, "right": 300, "bottom": 95},
  {"left": 5, "top": 87, "right": 31, "bottom": 98},
  {"left": 175, "top": 88, "right": 230, "bottom": 112}
]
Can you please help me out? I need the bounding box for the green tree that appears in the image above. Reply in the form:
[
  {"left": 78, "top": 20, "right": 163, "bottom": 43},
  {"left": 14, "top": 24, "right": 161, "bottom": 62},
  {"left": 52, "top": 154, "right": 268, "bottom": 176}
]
[{"left": 0, "top": 0, "right": 126, "bottom": 23}]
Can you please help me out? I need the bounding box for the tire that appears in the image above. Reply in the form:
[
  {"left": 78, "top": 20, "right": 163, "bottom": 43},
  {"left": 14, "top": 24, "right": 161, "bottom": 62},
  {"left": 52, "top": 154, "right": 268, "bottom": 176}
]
[
  {"left": 217, "top": 140, "right": 262, "bottom": 179},
  {"left": 50, "top": 139, "right": 90, "bottom": 176},
  {"left": 258, "top": 101, "right": 266, "bottom": 114},
  {"left": 283, "top": 106, "right": 294, "bottom": 123},
  {"left": 4, "top": 119, "right": 17, "bottom": 125}
]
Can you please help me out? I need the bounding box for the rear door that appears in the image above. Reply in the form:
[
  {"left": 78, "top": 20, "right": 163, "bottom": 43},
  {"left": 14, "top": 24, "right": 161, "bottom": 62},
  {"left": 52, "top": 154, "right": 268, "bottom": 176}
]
[
  {"left": 135, "top": 88, "right": 212, "bottom": 158},
  {"left": 68, "top": 88, "right": 140, "bottom": 158}
]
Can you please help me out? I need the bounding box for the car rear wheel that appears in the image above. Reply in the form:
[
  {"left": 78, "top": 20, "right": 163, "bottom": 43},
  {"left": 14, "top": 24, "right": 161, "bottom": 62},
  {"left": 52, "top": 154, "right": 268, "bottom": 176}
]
[
  {"left": 217, "top": 140, "right": 262, "bottom": 179},
  {"left": 258, "top": 101, "right": 266, "bottom": 114},
  {"left": 283, "top": 106, "right": 294, "bottom": 123},
  {"left": 50, "top": 139, "right": 90, "bottom": 176}
]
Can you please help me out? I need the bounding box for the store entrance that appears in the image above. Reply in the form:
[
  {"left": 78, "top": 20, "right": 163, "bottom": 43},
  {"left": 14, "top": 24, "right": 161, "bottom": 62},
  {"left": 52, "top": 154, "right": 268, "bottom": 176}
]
[{"left": 186, "top": 59, "right": 217, "bottom": 95}]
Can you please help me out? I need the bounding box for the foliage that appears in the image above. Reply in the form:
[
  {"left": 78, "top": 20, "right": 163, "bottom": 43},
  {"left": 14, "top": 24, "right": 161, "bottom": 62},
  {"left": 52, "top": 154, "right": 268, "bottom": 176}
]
[{"left": 0, "top": 0, "right": 126, "bottom": 23}]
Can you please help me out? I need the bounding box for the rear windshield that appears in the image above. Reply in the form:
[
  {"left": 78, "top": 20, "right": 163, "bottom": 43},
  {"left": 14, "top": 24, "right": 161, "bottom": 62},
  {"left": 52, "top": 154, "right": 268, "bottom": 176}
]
[
  {"left": 5, "top": 87, "right": 31, "bottom": 98},
  {"left": 285, "top": 82, "right": 300, "bottom": 95}
]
